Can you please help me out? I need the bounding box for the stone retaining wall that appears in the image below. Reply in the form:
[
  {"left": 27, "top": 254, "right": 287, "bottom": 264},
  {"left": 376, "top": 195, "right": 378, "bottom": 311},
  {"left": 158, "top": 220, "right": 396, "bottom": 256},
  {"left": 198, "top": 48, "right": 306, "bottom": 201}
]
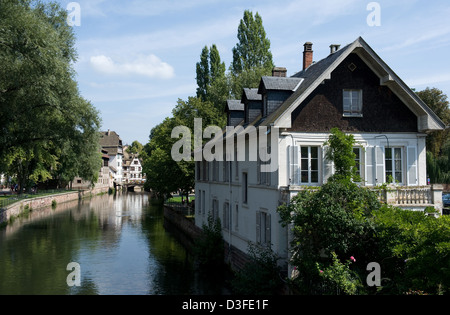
[{"left": 0, "top": 186, "right": 109, "bottom": 224}]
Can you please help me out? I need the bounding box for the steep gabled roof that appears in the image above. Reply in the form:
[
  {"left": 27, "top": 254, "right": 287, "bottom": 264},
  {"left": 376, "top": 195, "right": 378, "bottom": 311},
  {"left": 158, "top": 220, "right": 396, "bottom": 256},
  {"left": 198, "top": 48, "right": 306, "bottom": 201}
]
[{"left": 263, "top": 37, "right": 445, "bottom": 132}]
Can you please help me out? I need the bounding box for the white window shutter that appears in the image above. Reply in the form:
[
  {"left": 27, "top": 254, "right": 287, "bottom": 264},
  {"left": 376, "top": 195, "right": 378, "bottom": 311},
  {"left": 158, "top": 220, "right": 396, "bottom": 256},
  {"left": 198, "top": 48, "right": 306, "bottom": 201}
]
[
  {"left": 407, "top": 146, "right": 418, "bottom": 186},
  {"left": 365, "top": 146, "right": 375, "bottom": 186},
  {"left": 288, "top": 146, "right": 300, "bottom": 185},
  {"left": 322, "top": 146, "right": 334, "bottom": 184},
  {"left": 256, "top": 211, "right": 261, "bottom": 244},
  {"left": 375, "top": 146, "right": 385, "bottom": 185},
  {"left": 265, "top": 213, "right": 271, "bottom": 246}
]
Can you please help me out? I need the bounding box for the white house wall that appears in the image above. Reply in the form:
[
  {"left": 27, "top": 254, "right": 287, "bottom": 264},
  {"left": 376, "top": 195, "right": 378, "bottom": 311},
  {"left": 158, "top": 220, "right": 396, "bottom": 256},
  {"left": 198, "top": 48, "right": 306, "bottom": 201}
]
[
  {"left": 280, "top": 131, "right": 428, "bottom": 188},
  {"left": 195, "top": 129, "right": 430, "bottom": 263}
]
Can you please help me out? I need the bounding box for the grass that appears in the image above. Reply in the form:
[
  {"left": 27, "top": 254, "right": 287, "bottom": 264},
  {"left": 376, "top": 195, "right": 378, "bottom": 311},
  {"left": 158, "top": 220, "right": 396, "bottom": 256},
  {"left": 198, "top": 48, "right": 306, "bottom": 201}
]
[
  {"left": 0, "top": 189, "right": 74, "bottom": 208},
  {"left": 165, "top": 196, "right": 195, "bottom": 204}
]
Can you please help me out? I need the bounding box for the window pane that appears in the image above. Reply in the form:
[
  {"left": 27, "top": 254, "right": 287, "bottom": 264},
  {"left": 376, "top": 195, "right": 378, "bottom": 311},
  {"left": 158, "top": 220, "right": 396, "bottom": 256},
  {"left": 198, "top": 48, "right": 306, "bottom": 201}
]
[
  {"left": 395, "top": 172, "right": 402, "bottom": 183},
  {"left": 394, "top": 148, "right": 402, "bottom": 159},
  {"left": 311, "top": 171, "right": 319, "bottom": 183},
  {"left": 385, "top": 148, "right": 392, "bottom": 159},
  {"left": 353, "top": 148, "right": 360, "bottom": 159},
  {"left": 301, "top": 147, "right": 308, "bottom": 157},
  {"left": 311, "top": 159, "right": 318, "bottom": 171},
  {"left": 311, "top": 147, "right": 318, "bottom": 159},
  {"left": 343, "top": 90, "right": 351, "bottom": 99},
  {"left": 301, "top": 159, "right": 308, "bottom": 170},
  {"left": 385, "top": 160, "right": 392, "bottom": 171},
  {"left": 395, "top": 160, "right": 402, "bottom": 171},
  {"left": 301, "top": 171, "right": 309, "bottom": 183},
  {"left": 352, "top": 93, "right": 360, "bottom": 111}
]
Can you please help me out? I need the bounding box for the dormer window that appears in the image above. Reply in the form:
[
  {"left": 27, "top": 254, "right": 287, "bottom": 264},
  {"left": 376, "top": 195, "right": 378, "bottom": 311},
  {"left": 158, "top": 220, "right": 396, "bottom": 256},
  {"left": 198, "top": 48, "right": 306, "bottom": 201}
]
[{"left": 343, "top": 89, "right": 363, "bottom": 117}]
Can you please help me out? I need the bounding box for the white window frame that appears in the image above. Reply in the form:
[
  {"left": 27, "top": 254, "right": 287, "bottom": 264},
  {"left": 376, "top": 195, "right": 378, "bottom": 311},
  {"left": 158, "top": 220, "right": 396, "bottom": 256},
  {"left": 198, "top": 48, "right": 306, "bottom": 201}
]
[
  {"left": 300, "top": 146, "right": 320, "bottom": 185},
  {"left": 343, "top": 89, "right": 363, "bottom": 117},
  {"left": 223, "top": 202, "right": 230, "bottom": 231},
  {"left": 256, "top": 210, "right": 271, "bottom": 246},
  {"left": 242, "top": 172, "right": 248, "bottom": 204},
  {"left": 385, "top": 147, "right": 404, "bottom": 185}
]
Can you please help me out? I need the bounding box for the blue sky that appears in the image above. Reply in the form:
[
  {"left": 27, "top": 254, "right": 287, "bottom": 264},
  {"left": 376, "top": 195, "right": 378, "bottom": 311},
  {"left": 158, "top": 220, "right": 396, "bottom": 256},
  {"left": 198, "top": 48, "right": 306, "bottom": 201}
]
[{"left": 56, "top": 0, "right": 450, "bottom": 145}]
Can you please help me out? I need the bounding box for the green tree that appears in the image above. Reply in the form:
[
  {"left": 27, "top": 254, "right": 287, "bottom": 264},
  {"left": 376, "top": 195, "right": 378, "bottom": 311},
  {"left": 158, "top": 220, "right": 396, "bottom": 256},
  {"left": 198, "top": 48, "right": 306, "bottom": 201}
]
[
  {"left": 195, "top": 44, "right": 228, "bottom": 112},
  {"left": 196, "top": 46, "right": 210, "bottom": 102},
  {"left": 325, "top": 128, "right": 361, "bottom": 183},
  {"left": 416, "top": 87, "right": 450, "bottom": 157},
  {"left": 416, "top": 88, "right": 450, "bottom": 184},
  {"left": 229, "top": 10, "right": 274, "bottom": 98},
  {"left": 126, "top": 140, "right": 144, "bottom": 156},
  {"left": 143, "top": 97, "right": 225, "bottom": 199},
  {"left": 0, "top": 0, "right": 101, "bottom": 192}
]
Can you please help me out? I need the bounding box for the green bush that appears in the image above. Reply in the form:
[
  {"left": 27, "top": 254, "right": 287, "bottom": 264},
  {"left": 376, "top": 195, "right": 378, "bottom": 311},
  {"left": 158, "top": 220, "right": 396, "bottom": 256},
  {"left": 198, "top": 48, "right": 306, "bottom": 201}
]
[
  {"left": 231, "top": 243, "right": 282, "bottom": 295},
  {"left": 372, "top": 206, "right": 450, "bottom": 294},
  {"left": 193, "top": 215, "right": 224, "bottom": 271}
]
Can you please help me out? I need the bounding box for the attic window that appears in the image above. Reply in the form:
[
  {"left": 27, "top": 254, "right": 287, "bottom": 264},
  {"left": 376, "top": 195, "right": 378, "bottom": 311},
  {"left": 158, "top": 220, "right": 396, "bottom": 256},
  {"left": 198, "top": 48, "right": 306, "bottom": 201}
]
[
  {"left": 343, "top": 89, "right": 363, "bottom": 117},
  {"left": 348, "top": 63, "right": 357, "bottom": 72}
]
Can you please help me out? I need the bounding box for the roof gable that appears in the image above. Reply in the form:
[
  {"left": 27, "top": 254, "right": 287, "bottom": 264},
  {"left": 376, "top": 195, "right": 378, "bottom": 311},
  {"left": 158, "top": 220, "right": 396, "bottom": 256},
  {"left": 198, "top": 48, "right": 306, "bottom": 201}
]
[{"left": 266, "top": 37, "right": 445, "bottom": 132}]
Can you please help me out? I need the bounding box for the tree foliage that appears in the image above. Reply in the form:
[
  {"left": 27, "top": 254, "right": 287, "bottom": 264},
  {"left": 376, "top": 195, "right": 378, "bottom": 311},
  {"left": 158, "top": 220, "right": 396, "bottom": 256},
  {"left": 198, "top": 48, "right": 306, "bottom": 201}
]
[
  {"left": 0, "top": 0, "right": 101, "bottom": 192},
  {"left": 195, "top": 44, "right": 228, "bottom": 112},
  {"left": 229, "top": 10, "right": 274, "bottom": 98},
  {"left": 416, "top": 87, "right": 450, "bottom": 183},
  {"left": 416, "top": 87, "right": 450, "bottom": 157},
  {"left": 143, "top": 97, "right": 225, "bottom": 199}
]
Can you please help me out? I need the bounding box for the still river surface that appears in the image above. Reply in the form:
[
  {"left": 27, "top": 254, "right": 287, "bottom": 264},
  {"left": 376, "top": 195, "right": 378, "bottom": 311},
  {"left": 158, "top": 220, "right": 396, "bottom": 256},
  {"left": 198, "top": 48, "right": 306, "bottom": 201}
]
[{"left": 0, "top": 192, "right": 227, "bottom": 295}]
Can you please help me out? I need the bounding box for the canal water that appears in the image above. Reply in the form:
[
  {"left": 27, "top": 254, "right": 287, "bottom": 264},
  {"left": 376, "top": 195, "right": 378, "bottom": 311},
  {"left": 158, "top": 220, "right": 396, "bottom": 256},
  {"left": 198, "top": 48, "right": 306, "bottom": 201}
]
[{"left": 0, "top": 192, "right": 227, "bottom": 295}]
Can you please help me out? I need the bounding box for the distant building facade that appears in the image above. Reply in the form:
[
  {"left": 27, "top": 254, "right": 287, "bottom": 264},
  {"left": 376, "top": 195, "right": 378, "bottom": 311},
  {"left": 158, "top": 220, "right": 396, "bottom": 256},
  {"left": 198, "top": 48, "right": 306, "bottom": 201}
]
[
  {"left": 122, "top": 146, "right": 146, "bottom": 184},
  {"left": 99, "top": 130, "right": 124, "bottom": 187}
]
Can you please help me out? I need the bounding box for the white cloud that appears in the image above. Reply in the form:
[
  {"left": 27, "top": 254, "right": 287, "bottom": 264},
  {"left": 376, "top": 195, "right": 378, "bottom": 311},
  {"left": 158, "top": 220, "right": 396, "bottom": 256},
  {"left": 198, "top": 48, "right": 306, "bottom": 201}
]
[{"left": 89, "top": 54, "right": 175, "bottom": 79}]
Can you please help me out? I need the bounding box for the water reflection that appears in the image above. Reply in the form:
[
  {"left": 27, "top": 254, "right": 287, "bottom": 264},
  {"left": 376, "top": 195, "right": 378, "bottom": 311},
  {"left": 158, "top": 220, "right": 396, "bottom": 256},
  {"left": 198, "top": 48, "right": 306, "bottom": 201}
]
[{"left": 0, "top": 192, "right": 226, "bottom": 295}]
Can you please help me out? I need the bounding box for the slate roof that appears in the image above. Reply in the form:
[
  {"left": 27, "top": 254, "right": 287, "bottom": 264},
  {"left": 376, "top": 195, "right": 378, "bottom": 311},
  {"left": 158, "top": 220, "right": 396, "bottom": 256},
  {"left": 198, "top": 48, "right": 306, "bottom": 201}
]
[
  {"left": 242, "top": 88, "right": 262, "bottom": 101},
  {"left": 99, "top": 131, "right": 123, "bottom": 155},
  {"left": 223, "top": 36, "right": 445, "bottom": 132},
  {"left": 258, "top": 76, "right": 303, "bottom": 93},
  {"left": 226, "top": 100, "right": 244, "bottom": 112}
]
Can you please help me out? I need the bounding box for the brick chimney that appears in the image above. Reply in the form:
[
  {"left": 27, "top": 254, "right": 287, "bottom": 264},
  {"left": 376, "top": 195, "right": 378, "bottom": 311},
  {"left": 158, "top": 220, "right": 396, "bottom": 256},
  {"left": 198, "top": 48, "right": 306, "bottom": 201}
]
[
  {"left": 272, "top": 67, "right": 287, "bottom": 77},
  {"left": 303, "top": 42, "right": 313, "bottom": 70}
]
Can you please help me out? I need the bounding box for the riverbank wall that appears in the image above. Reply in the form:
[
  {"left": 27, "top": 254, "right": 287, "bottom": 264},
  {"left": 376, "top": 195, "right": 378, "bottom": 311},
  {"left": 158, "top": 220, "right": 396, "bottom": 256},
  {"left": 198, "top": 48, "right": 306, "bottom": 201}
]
[
  {"left": 0, "top": 186, "right": 110, "bottom": 224},
  {"left": 163, "top": 205, "right": 251, "bottom": 273}
]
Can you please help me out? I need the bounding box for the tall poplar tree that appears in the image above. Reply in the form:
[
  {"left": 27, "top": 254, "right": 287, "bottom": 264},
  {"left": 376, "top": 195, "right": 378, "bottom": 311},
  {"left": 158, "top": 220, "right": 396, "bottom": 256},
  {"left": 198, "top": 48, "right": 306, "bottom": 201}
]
[
  {"left": 195, "top": 44, "right": 228, "bottom": 112},
  {"left": 230, "top": 10, "right": 274, "bottom": 98}
]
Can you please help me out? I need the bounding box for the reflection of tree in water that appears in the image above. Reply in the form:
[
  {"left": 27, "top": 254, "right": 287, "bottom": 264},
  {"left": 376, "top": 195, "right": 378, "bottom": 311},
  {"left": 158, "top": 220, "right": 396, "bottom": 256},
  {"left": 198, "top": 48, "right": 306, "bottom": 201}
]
[
  {"left": 0, "top": 193, "right": 229, "bottom": 295},
  {"left": 141, "top": 203, "right": 229, "bottom": 295}
]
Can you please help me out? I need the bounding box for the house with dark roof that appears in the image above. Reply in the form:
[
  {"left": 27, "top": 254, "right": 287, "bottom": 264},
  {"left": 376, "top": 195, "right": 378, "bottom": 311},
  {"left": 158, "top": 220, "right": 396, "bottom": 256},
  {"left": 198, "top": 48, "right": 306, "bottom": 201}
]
[
  {"left": 194, "top": 37, "right": 446, "bottom": 272},
  {"left": 99, "top": 130, "right": 124, "bottom": 187}
]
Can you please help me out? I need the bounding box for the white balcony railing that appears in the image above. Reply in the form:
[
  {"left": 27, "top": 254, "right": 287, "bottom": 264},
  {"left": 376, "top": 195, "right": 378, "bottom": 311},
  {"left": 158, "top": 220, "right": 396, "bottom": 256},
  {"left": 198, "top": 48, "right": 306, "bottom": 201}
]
[{"left": 284, "top": 185, "right": 444, "bottom": 214}]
